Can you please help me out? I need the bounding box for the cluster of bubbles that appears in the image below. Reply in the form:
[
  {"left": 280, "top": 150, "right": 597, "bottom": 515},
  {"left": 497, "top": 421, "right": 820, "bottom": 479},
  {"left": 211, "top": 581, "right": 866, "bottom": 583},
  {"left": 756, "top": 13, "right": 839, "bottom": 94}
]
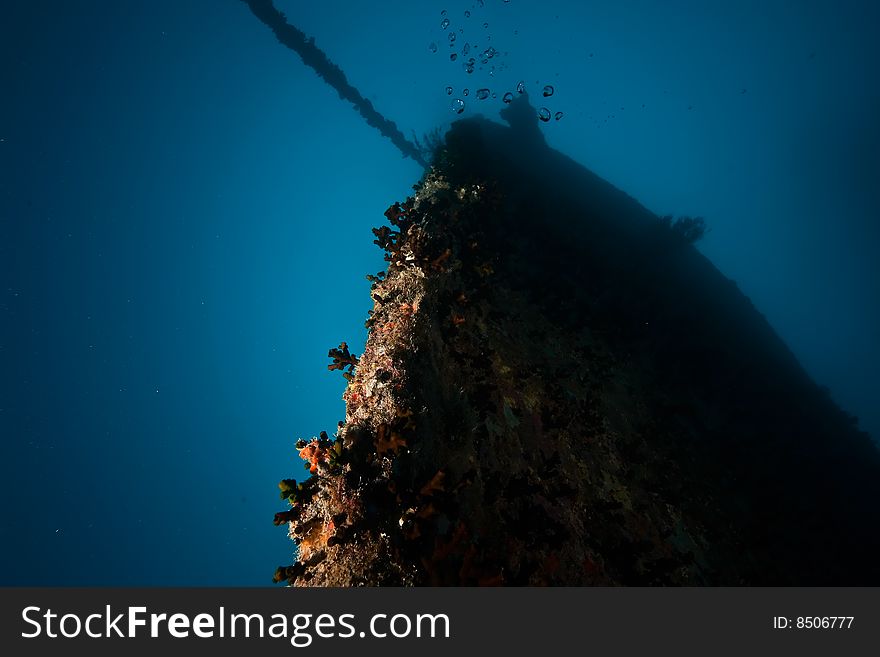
[
  {"left": 450, "top": 80, "right": 562, "bottom": 120},
  {"left": 537, "top": 85, "right": 563, "bottom": 121},
  {"left": 431, "top": 8, "right": 506, "bottom": 74},
  {"left": 431, "top": 6, "right": 564, "bottom": 123},
  {"left": 506, "top": 82, "right": 562, "bottom": 121}
]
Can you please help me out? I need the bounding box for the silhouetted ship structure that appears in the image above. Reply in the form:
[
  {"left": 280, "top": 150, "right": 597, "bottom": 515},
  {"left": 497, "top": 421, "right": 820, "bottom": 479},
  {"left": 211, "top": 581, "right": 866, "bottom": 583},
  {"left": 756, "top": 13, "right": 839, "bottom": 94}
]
[
  {"left": 270, "top": 96, "right": 880, "bottom": 586},
  {"left": 242, "top": 0, "right": 879, "bottom": 586}
]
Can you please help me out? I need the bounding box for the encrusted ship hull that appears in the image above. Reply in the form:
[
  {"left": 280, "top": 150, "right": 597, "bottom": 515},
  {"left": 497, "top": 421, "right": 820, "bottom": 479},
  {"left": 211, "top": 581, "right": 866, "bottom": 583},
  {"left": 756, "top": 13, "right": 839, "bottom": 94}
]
[{"left": 274, "top": 113, "right": 880, "bottom": 586}]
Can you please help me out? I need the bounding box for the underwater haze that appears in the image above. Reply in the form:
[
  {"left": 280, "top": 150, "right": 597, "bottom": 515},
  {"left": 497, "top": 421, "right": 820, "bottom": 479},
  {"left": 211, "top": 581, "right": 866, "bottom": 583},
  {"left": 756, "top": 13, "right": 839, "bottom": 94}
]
[{"left": 1, "top": 0, "right": 878, "bottom": 585}]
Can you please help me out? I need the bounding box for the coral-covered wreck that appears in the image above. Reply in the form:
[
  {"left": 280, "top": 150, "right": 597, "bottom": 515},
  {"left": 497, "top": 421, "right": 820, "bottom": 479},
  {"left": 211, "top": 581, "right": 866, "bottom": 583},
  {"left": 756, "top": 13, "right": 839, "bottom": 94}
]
[{"left": 274, "top": 97, "right": 880, "bottom": 586}]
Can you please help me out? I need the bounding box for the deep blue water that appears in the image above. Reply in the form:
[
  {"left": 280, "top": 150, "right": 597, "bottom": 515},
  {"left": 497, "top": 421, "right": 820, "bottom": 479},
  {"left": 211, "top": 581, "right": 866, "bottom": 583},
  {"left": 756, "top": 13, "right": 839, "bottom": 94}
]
[{"left": 2, "top": 0, "right": 878, "bottom": 585}]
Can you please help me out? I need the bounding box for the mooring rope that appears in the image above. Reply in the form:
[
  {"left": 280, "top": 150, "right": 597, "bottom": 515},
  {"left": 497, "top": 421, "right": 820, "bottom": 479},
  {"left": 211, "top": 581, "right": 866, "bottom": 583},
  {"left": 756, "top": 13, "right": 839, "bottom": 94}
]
[{"left": 241, "top": 0, "right": 429, "bottom": 169}]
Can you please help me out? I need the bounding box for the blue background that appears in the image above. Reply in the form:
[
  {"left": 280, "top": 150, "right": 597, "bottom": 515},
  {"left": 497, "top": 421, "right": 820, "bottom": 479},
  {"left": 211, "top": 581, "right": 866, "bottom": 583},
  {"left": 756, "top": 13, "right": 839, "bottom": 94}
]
[{"left": 1, "top": 0, "right": 877, "bottom": 585}]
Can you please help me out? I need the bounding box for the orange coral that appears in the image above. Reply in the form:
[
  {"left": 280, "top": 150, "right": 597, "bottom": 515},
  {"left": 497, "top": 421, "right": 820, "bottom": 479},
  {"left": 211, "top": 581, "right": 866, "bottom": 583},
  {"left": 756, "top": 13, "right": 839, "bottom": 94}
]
[
  {"left": 297, "top": 519, "right": 336, "bottom": 562},
  {"left": 298, "top": 443, "right": 321, "bottom": 475},
  {"left": 296, "top": 434, "right": 341, "bottom": 475}
]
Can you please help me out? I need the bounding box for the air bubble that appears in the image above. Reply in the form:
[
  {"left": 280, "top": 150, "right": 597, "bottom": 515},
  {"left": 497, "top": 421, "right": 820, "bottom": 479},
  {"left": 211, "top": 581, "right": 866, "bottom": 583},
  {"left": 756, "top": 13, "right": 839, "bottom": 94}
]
[
  {"left": 542, "top": 85, "right": 554, "bottom": 97},
  {"left": 476, "top": 88, "right": 490, "bottom": 100},
  {"left": 452, "top": 98, "right": 465, "bottom": 114},
  {"left": 502, "top": 92, "right": 514, "bottom": 103},
  {"left": 446, "top": 86, "right": 454, "bottom": 95},
  {"left": 538, "top": 107, "right": 551, "bottom": 122},
  {"left": 555, "top": 111, "right": 564, "bottom": 121},
  {"left": 441, "top": 18, "right": 450, "bottom": 29}
]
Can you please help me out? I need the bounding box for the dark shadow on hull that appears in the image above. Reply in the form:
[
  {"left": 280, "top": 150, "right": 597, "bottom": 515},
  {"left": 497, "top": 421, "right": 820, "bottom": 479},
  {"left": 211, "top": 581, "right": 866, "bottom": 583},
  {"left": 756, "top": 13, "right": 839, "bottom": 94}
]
[{"left": 441, "top": 96, "right": 880, "bottom": 583}]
